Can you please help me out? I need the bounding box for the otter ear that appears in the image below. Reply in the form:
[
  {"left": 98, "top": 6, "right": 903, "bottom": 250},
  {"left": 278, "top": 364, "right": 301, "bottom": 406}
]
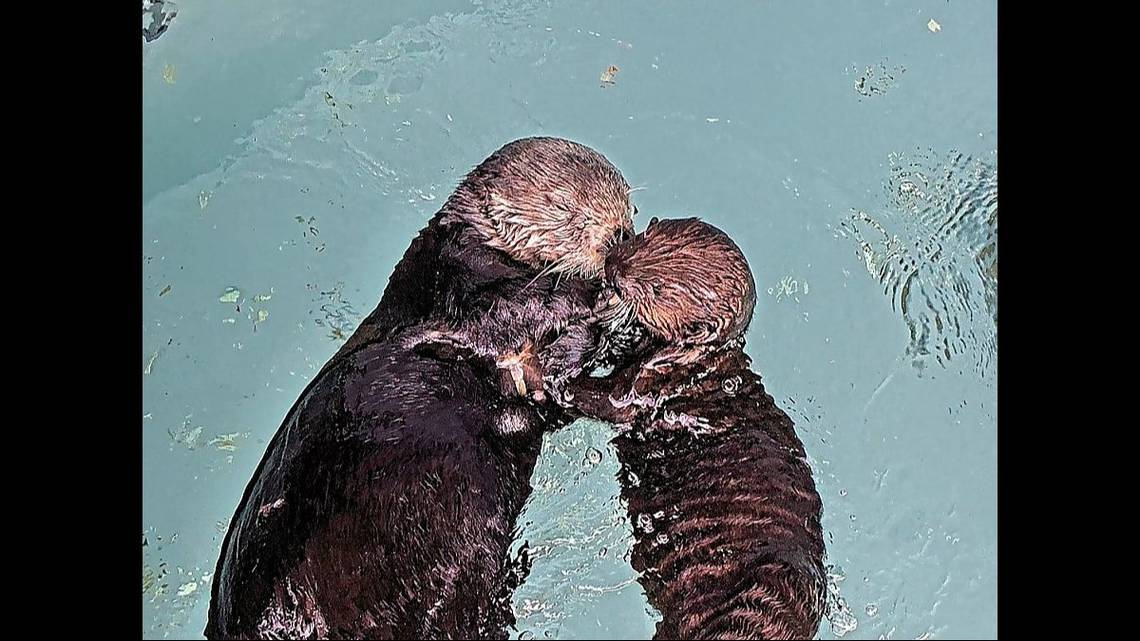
[{"left": 648, "top": 216, "right": 660, "bottom": 227}]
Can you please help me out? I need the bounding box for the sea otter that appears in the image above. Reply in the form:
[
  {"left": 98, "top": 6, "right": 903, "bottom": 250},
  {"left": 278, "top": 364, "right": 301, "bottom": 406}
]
[
  {"left": 205, "top": 137, "right": 634, "bottom": 640},
  {"left": 562, "top": 217, "right": 828, "bottom": 640}
]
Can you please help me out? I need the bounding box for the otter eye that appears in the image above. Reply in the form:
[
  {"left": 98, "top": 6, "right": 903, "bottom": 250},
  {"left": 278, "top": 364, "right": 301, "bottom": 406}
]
[{"left": 632, "top": 205, "right": 639, "bottom": 217}]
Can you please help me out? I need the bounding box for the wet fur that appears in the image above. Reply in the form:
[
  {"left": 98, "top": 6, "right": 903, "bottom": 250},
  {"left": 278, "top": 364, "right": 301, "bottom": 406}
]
[
  {"left": 563, "top": 218, "right": 825, "bottom": 640},
  {"left": 206, "top": 138, "right": 629, "bottom": 639},
  {"left": 568, "top": 343, "right": 827, "bottom": 641},
  {"left": 604, "top": 218, "right": 755, "bottom": 353}
]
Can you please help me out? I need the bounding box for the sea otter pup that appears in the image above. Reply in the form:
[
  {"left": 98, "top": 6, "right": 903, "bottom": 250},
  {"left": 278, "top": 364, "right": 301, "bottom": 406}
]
[
  {"left": 564, "top": 217, "right": 828, "bottom": 640},
  {"left": 205, "top": 137, "right": 634, "bottom": 640}
]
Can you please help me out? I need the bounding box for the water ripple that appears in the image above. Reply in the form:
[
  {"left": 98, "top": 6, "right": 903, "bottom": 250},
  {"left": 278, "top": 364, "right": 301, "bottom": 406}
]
[{"left": 838, "top": 149, "right": 997, "bottom": 377}]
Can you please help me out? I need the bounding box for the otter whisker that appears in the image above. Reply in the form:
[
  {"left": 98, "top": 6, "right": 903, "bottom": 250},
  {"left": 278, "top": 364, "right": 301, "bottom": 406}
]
[{"left": 521, "top": 258, "right": 570, "bottom": 293}]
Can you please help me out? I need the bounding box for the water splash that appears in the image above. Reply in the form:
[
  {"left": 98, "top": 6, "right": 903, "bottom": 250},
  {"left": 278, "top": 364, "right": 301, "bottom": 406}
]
[{"left": 511, "top": 419, "right": 652, "bottom": 639}]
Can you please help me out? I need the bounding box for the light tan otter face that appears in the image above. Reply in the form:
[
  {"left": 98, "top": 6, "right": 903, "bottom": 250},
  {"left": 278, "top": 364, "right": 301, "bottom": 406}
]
[
  {"left": 601, "top": 217, "right": 757, "bottom": 346},
  {"left": 455, "top": 137, "right": 635, "bottom": 278}
]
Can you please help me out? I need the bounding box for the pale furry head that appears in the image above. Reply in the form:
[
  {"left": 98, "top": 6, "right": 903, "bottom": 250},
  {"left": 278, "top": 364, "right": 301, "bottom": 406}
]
[
  {"left": 602, "top": 217, "right": 756, "bottom": 346},
  {"left": 445, "top": 137, "right": 635, "bottom": 278}
]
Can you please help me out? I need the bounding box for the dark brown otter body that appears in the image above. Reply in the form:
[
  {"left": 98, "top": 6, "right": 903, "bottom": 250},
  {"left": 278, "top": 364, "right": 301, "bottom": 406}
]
[
  {"left": 564, "top": 218, "right": 826, "bottom": 640},
  {"left": 206, "top": 137, "right": 632, "bottom": 640}
]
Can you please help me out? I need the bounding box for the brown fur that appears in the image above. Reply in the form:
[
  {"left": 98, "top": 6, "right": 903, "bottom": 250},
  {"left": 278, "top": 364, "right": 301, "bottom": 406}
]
[
  {"left": 560, "top": 219, "right": 826, "bottom": 640},
  {"left": 445, "top": 136, "right": 634, "bottom": 279},
  {"left": 206, "top": 137, "right": 632, "bottom": 640},
  {"left": 601, "top": 217, "right": 755, "bottom": 368}
]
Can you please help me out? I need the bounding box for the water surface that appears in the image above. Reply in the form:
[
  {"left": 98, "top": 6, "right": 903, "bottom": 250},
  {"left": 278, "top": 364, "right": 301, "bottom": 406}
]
[{"left": 142, "top": 1, "right": 997, "bottom": 638}]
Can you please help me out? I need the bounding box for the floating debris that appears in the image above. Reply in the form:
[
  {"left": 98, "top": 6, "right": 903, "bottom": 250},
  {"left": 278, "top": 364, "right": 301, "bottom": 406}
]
[
  {"left": 199, "top": 190, "right": 211, "bottom": 210},
  {"left": 927, "top": 18, "right": 942, "bottom": 33},
  {"left": 158, "top": 284, "right": 172, "bottom": 297},
  {"left": 218, "top": 287, "right": 241, "bottom": 303},
  {"left": 600, "top": 65, "right": 620, "bottom": 87},
  {"left": 162, "top": 63, "right": 176, "bottom": 84},
  {"left": 208, "top": 432, "right": 247, "bottom": 452},
  {"left": 310, "top": 281, "right": 359, "bottom": 342},
  {"left": 256, "top": 309, "right": 269, "bottom": 324},
  {"left": 176, "top": 581, "right": 198, "bottom": 597},
  {"left": 144, "top": 349, "right": 160, "bottom": 375},
  {"left": 768, "top": 275, "right": 806, "bottom": 303},
  {"left": 850, "top": 60, "right": 905, "bottom": 99},
  {"left": 168, "top": 419, "right": 204, "bottom": 450},
  {"left": 294, "top": 217, "right": 326, "bottom": 252}
]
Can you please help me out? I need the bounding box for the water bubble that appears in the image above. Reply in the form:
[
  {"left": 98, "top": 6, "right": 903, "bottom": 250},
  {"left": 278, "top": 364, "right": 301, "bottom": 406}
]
[
  {"left": 865, "top": 603, "right": 879, "bottom": 617},
  {"left": 722, "top": 375, "right": 741, "bottom": 395},
  {"left": 518, "top": 631, "right": 535, "bottom": 640},
  {"left": 637, "top": 513, "right": 655, "bottom": 533},
  {"left": 656, "top": 533, "right": 669, "bottom": 545},
  {"left": 584, "top": 447, "right": 603, "bottom": 466},
  {"left": 839, "top": 488, "right": 848, "bottom": 497}
]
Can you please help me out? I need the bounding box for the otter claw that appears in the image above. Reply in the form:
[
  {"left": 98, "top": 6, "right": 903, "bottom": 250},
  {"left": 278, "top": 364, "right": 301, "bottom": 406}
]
[
  {"left": 506, "top": 364, "right": 528, "bottom": 396},
  {"left": 497, "top": 351, "right": 531, "bottom": 397}
]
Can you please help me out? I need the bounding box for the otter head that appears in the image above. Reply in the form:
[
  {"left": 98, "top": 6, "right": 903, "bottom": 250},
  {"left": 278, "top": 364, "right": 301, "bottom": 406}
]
[
  {"left": 447, "top": 137, "right": 635, "bottom": 278},
  {"left": 600, "top": 217, "right": 757, "bottom": 349}
]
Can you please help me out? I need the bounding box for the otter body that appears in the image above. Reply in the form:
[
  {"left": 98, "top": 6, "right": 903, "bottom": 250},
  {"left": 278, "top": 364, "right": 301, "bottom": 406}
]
[
  {"left": 207, "top": 334, "right": 546, "bottom": 639},
  {"left": 571, "top": 346, "right": 827, "bottom": 640},
  {"left": 564, "top": 218, "right": 826, "bottom": 640},
  {"left": 207, "top": 138, "right": 632, "bottom": 639}
]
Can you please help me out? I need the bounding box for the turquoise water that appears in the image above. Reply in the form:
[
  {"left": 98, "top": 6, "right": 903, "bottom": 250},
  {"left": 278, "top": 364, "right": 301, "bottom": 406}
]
[{"left": 142, "top": 1, "right": 997, "bottom": 638}]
